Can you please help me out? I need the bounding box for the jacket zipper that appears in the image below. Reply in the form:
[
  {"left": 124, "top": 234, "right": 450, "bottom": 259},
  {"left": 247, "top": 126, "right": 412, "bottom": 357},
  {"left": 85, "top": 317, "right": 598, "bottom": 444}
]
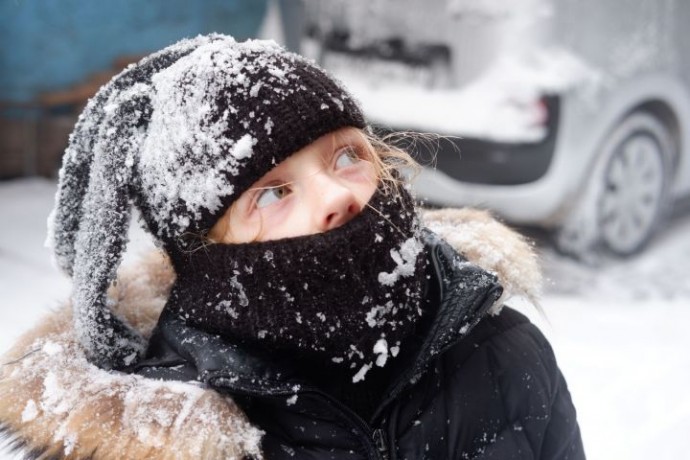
[
  {"left": 208, "top": 373, "right": 389, "bottom": 459},
  {"left": 373, "top": 428, "right": 390, "bottom": 460},
  {"left": 305, "top": 389, "right": 390, "bottom": 460}
]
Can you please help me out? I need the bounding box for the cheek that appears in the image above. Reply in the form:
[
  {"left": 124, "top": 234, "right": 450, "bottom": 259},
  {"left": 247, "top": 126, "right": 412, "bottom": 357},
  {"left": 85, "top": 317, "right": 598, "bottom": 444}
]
[
  {"left": 252, "top": 200, "right": 306, "bottom": 241},
  {"left": 346, "top": 163, "right": 378, "bottom": 203},
  {"left": 259, "top": 205, "right": 315, "bottom": 241},
  {"left": 352, "top": 179, "right": 377, "bottom": 206},
  {"left": 225, "top": 211, "right": 263, "bottom": 243}
]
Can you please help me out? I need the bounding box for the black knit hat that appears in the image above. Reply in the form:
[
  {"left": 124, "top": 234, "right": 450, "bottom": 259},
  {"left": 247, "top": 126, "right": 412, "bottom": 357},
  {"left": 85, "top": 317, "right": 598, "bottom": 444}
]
[{"left": 47, "top": 34, "right": 367, "bottom": 368}]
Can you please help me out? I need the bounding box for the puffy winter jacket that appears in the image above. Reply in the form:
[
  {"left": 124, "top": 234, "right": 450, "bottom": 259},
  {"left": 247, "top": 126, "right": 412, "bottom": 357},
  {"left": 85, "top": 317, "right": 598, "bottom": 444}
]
[
  {"left": 0, "top": 208, "right": 584, "bottom": 459},
  {"left": 131, "top": 231, "right": 585, "bottom": 460}
]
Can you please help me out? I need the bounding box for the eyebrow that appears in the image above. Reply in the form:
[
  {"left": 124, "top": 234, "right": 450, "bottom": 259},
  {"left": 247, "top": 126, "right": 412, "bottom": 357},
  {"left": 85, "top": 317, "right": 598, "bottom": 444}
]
[{"left": 332, "top": 131, "right": 362, "bottom": 146}]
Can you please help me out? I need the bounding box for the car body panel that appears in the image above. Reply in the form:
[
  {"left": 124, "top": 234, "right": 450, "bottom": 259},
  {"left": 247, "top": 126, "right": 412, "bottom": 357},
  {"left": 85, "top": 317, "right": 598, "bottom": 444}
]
[{"left": 303, "top": 0, "right": 690, "bottom": 227}]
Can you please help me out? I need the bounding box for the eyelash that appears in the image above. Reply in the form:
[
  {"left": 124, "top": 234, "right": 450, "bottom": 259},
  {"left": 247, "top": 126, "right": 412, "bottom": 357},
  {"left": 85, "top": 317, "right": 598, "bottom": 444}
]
[{"left": 334, "top": 145, "right": 364, "bottom": 168}]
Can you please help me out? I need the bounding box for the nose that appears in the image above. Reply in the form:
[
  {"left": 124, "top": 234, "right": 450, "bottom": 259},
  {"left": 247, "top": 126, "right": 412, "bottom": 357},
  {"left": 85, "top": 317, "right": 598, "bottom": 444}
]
[{"left": 312, "top": 175, "right": 364, "bottom": 232}]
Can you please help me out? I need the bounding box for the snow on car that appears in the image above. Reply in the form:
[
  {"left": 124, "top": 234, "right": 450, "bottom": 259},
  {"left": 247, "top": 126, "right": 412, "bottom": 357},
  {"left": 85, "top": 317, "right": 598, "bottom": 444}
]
[{"left": 303, "top": 0, "right": 690, "bottom": 258}]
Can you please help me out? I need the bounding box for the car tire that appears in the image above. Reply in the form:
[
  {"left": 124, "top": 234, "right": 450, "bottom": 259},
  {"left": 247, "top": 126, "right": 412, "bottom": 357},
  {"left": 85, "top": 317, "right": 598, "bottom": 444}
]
[{"left": 557, "top": 111, "right": 674, "bottom": 258}]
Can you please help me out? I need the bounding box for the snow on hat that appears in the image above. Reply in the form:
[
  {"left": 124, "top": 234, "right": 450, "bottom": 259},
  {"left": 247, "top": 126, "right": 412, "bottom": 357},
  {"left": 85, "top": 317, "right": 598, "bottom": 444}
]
[{"left": 46, "top": 34, "right": 367, "bottom": 368}]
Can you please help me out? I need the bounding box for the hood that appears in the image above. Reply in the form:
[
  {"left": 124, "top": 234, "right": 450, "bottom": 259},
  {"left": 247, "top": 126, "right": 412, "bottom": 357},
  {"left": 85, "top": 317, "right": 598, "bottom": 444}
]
[
  {"left": 0, "top": 207, "right": 541, "bottom": 460},
  {"left": 422, "top": 207, "right": 542, "bottom": 311}
]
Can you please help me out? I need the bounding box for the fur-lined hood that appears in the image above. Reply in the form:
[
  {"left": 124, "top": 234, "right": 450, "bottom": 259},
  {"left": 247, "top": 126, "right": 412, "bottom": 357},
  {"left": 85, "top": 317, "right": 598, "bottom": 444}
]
[{"left": 0, "top": 209, "right": 541, "bottom": 460}]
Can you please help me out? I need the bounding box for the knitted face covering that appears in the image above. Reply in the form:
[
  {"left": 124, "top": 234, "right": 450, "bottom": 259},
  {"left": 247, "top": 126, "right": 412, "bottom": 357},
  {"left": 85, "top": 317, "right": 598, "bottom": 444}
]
[{"left": 166, "top": 186, "right": 427, "bottom": 381}]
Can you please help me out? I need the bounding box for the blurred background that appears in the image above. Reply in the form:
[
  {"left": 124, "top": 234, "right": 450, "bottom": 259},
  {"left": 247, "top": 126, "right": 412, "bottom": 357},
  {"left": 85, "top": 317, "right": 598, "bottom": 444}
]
[{"left": 1, "top": 1, "right": 689, "bottom": 459}]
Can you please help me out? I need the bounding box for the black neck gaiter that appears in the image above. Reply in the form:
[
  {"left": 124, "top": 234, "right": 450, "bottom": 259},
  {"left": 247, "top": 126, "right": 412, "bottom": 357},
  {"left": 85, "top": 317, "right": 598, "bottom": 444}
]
[{"left": 165, "top": 187, "right": 427, "bottom": 382}]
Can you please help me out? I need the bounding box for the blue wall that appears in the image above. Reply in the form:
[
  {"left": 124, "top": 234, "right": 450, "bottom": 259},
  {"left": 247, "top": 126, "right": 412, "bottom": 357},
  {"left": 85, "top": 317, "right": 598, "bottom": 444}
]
[{"left": 0, "top": 0, "right": 268, "bottom": 103}]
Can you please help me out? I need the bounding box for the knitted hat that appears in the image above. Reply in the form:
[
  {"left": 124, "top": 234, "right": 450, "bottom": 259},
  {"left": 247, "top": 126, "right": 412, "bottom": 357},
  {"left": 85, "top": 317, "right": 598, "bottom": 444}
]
[{"left": 47, "top": 34, "right": 367, "bottom": 368}]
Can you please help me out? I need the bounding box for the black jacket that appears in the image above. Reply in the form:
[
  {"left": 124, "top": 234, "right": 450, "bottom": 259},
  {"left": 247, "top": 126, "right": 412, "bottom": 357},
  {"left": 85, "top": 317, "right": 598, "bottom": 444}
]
[{"left": 132, "top": 232, "right": 585, "bottom": 460}]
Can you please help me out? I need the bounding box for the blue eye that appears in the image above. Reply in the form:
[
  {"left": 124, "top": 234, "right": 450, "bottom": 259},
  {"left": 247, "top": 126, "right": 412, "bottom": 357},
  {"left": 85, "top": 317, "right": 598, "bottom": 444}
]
[
  {"left": 335, "top": 146, "right": 361, "bottom": 169},
  {"left": 256, "top": 185, "right": 291, "bottom": 208}
]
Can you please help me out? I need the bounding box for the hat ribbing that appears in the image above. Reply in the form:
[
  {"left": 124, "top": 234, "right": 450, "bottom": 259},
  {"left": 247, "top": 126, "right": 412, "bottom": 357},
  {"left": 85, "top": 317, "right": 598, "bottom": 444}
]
[{"left": 48, "top": 34, "right": 367, "bottom": 368}]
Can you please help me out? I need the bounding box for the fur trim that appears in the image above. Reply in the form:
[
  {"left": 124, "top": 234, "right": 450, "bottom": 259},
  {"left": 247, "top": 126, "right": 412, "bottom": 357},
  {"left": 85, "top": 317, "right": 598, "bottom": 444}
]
[
  {"left": 0, "top": 210, "right": 540, "bottom": 459},
  {"left": 0, "top": 253, "right": 263, "bottom": 460},
  {"left": 422, "top": 208, "right": 542, "bottom": 313}
]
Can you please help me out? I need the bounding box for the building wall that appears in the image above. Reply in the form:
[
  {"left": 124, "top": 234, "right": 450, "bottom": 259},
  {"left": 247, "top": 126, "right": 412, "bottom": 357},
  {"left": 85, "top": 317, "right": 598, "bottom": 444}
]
[
  {"left": 0, "top": 0, "right": 268, "bottom": 103},
  {"left": 0, "top": 0, "right": 268, "bottom": 178}
]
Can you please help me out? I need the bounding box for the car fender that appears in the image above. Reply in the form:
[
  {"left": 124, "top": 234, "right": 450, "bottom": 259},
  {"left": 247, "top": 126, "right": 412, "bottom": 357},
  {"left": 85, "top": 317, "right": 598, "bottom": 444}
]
[{"left": 543, "top": 72, "right": 690, "bottom": 223}]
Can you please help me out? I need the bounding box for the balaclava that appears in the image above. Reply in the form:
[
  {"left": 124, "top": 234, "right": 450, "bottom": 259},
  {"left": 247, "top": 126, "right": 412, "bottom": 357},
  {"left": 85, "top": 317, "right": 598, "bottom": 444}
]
[{"left": 48, "top": 34, "right": 426, "bottom": 376}]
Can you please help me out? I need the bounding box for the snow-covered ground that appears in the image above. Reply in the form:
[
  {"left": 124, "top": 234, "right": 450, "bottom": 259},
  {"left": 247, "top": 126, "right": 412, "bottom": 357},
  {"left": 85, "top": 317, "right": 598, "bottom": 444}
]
[{"left": 1, "top": 178, "right": 689, "bottom": 459}]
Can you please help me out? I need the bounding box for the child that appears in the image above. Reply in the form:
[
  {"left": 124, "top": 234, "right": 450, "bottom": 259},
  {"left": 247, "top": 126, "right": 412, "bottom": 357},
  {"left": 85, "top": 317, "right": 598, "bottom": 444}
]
[{"left": 0, "top": 34, "right": 584, "bottom": 459}]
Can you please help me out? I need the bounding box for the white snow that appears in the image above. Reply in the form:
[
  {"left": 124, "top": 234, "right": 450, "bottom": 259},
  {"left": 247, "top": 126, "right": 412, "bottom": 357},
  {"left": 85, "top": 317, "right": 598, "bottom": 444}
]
[
  {"left": 1, "top": 178, "right": 690, "bottom": 460},
  {"left": 373, "top": 338, "right": 389, "bottom": 367},
  {"left": 62, "top": 434, "right": 77, "bottom": 456},
  {"left": 352, "top": 363, "right": 372, "bottom": 383},
  {"left": 390, "top": 345, "right": 400, "bottom": 357},
  {"left": 230, "top": 134, "right": 255, "bottom": 160},
  {"left": 378, "top": 237, "right": 424, "bottom": 286},
  {"left": 41, "top": 371, "right": 69, "bottom": 415},
  {"left": 326, "top": 43, "right": 599, "bottom": 143},
  {"left": 20, "top": 400, "right": 38, "bottom": 423},
  {"left": 42, "top": 341, "right": 63, "bottom": 356},
  {"left": 330, "top": 97, "right": 344, "bottom": 111},
  {"left": 264, "top": 118, "right": 274, "bottom": 135},
  {"left": 216, "top": 300, "right": 239, "bottom": 319},
  {"left": 365, "top": 302, "right": 394, "bottom": 327}
]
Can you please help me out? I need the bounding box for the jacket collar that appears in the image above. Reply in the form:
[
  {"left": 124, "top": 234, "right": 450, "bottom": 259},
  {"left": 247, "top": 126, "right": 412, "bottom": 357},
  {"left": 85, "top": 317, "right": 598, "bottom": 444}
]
[
  {"left": 398, "top": 230, "right": 504, "bottom": 376},
  {"left": 154, "top": 307, "right": 305, "bottom": 395}
]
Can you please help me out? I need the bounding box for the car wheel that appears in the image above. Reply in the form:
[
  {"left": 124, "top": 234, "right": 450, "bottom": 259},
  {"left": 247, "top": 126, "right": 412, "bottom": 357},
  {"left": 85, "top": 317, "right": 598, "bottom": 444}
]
[
  {"left": 597, "top": 113, "right": 671, "bottom": 255},
  {"left": 556, "top": 112, "right": 673, "bottom": 258}
]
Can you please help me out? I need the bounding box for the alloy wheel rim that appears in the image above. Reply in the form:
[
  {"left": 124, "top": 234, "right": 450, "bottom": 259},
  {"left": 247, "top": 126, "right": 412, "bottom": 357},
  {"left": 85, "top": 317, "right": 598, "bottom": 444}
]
[{"left": 600, "top": 132, "right": 665, "bottom": 254}]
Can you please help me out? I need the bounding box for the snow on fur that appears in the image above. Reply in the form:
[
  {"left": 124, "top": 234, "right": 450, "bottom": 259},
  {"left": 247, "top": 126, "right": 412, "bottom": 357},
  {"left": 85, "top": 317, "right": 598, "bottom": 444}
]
[
  {"left": 422, "top": 207, "right": 542, "bottom": 312},
  {"left": 0, "top": 253, "right": 262, "bottom": 460}
]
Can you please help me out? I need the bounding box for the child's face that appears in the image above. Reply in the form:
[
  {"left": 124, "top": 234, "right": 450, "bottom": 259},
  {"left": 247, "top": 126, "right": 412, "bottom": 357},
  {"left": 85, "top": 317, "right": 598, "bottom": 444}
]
[{"left": 209, "top": 127, "right": 378, "bottom": 243}]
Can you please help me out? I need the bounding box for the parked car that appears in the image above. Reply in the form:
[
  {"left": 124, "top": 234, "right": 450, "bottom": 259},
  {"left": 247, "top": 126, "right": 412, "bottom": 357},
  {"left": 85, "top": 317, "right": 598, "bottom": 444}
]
[{"left": 302, "top": 0, "right": 690, "bottom": 257}]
